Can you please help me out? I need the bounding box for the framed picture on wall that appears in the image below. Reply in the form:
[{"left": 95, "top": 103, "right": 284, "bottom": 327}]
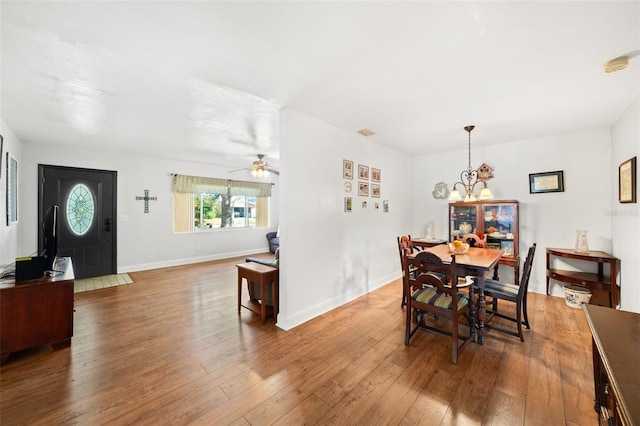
[
  {"left": 6, "top": 152, "right": 18, "bottom": 225},
  {"left": 344, "top": 197, "right": 353, "bottom": 212},
  {"left": 619, "top": 156, "right": 637, "bottom": 203},
  {"left": 358, "top": 181, "right": 369, "bottom": 196},
  {"left": 371, "top": 184, "right": 380, "bottom": 198},
  {"left": 371, "top": 168, "right": 381, "bottom": 182},
  {"left": 358, "top": 164, "right": 369, "bottom": 180},
  {"left": 529, "top": 170, "right": 564, "bottom": 194},
  {"left": 343, "top": 159, "right": 353, "bottom": 179}
]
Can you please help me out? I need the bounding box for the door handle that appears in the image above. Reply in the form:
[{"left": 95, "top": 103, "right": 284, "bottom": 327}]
[{"left": 104, "top": 218, "right": 112, "bottom": 232}]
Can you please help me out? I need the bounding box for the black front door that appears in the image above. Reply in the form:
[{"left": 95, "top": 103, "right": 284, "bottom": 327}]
[{"left": 39, "top": 165, "right": 117, "bottom": 279}]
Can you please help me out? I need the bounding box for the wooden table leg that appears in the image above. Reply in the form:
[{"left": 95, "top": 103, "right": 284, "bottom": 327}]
[
  {"left": 237, "top": 273, "right": 242, "bottom": 314},
  {"left": 477, "top": 288, "right": 486, "bottom": 345},
  {"left": 546, "top": 251, "right": 551, "bottom": 295},
  {"left": 469, "top": 286, "right": 476, "bottom": 343},
  {"left": 273, "top": 275, "right": 279, "bottom": 323},
  {"left": 260, "top": 277, "right": 266, "bottom": 324}
]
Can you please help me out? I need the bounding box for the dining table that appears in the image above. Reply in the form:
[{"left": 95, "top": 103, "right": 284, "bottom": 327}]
[{"left": 421, "top": 244, "right": 504, "bottom": 345}]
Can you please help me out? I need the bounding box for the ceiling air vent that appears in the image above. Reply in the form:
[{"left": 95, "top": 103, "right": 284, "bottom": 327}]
[{"left": 358, "top": 128, "right": 375, "bottom": 137}]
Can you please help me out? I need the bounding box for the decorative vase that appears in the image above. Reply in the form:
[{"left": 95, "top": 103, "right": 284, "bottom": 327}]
[
  {"left": 459, "top": 222, "right": 472, "bottom": 236},
  {"left": 425, "top": 220, "right": 435, "bottom": 240},
  {"left": 575, "top": 230, "right": 589, "bottom": 253}
]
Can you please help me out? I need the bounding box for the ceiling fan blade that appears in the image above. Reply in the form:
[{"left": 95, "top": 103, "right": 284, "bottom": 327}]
[
  {"left": 266, "top": 167, "right": 280, "bottom": 176},
  {"left": 228, "top": 167, "right": 251, "bottom": 173}
]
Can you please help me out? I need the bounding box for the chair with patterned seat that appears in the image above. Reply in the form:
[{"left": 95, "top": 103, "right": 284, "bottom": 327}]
[
  {"left": 474, "top": 243, "right": 536, "bottom": 342},
  {"left": 403, "top": 251, "right": 472, "bottom": 364}
]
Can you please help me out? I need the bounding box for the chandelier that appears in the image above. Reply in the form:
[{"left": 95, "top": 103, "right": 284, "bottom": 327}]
[{"left": 449, "top": 125, "right": 493, "bottom": 202}]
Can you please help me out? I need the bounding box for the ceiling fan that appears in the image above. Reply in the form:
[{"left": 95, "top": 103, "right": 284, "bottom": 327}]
[{"left": 230, "top": 154, "right": 279, "bottom": 177}]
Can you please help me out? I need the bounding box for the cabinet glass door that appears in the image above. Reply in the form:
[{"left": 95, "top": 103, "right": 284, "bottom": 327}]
[
  {"left": 450, "top": 205, "right": 477, "bottom": 241},
  {"left": 483, "top": 205, "right": 515, "bottom": 256}
]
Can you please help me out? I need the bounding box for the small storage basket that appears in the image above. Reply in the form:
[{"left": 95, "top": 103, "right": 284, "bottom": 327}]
[{"left": 563, "top": 285, "right": 592, "bottom": 309}]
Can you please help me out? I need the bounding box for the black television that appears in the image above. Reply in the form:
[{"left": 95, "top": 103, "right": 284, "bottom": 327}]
[{"left": 42, "top": 204, "right": 59, "bottom": 272}]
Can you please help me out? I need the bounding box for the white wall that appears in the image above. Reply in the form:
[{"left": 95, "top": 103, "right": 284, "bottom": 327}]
[
  {"left": 7, "top": 101, "right": 637, "bottom": 323},
  {"left": 0, "top": 119, "right": 21, "bottom": 268},
  {"left": 412, "top": 127, "right": 613, "bottom": 298},
  {"left": 611, "top": 94, "right": 640, "bottom": 313},
  {"left": 19, "top": 142, "right": 279, "bottom": 272},
  {"left": 277, "top": 109, "right": 413, "bottom": 330}
]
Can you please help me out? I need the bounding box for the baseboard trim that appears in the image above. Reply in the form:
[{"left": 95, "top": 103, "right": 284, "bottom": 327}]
[
  {"left": 117, "top": 248, "right": 269, "bottom": 273},
  {"left": 276, "top": 272, "right": 397, "bottom": 331}
]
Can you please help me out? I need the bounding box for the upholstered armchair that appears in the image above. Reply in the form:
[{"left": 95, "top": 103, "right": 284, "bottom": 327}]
[{"left": 266, "top": 231, "right": 279, "bottom": 253}]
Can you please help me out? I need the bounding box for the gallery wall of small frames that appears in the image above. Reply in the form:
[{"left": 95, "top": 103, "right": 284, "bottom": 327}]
[{"left": 343, "top": 159, "right": 388, "bottom": 213}]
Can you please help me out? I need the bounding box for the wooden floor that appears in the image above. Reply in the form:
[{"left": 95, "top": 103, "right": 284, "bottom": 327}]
[{"left": 0, "top": 255, "right": 598, "bottom": 425}]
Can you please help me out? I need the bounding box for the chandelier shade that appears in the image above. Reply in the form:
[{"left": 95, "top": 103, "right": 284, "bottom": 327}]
[{"left": 449, "top": 125, "right": 493, "bottom": 202}]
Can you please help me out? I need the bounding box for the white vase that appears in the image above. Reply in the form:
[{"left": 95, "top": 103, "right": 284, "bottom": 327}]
[{"left": 575, "top": 230, "right": 589, "bottom": 253}]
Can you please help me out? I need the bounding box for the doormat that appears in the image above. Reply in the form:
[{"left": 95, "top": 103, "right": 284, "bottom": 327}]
[{"left": 74, "top": 273, "right": 133, "bottom": 293}]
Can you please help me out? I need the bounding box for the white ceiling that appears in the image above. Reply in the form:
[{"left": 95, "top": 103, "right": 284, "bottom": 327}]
[{"left": 2, "top": 1, "right": 639, "bottom": 171}]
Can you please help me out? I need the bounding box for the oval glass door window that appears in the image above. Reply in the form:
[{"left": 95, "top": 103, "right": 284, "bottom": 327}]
[{"left": 66, "top": 183, "right": 95, "bottom": 236}]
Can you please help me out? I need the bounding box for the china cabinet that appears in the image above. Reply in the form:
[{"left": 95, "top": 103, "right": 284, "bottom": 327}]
[{"left": 449, "top": 200, "right": 519, "bottom": 281}]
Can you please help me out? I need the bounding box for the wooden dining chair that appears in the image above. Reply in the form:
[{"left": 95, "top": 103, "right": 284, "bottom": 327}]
[
  {"left": 475, "top": 243, "right": 536, "bottom": 342},
  {"left": 403, "top": 251, "right": 472, "bottom": 364},
  {"left": 397, "top": 235, "right": 422, "bottom": 307},
  {"left": 462, "top": 233, "right": 487, "bottom": 248}
]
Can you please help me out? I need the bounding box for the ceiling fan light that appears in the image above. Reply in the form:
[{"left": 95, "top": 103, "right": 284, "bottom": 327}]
[{"left": 251, "top": 168, "right": 268, "bottom": 178}]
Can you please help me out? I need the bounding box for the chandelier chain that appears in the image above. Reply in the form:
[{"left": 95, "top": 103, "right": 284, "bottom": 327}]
[{"left": 468, "top": 128, "right": 471, "bottom": 170}]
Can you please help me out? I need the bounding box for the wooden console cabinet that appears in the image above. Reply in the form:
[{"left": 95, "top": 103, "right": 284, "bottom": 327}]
[
  {"left": 0, "top": 257, "right": 75, "bottom": 364},
  {"left": 546, "top": 248, "right": 620, "bottom": 308},
  {"left": 583, "top": 304, "right": 639, "bottom": 425}
]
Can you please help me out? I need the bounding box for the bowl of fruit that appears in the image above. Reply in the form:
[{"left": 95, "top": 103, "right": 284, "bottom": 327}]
[{"left": 448, "top": 240, "right": 470, "bottom": 254}]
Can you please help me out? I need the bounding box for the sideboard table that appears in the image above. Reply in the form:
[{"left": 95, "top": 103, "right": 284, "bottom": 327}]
[
  {"left": 546, "top": 248, "right": 620, "bottom": 308},
  {"left": 412, "top": 238, "right": 447, "bottom": 249},
  {"left": 583, "top": 304, "right": 639, "bottom": 425},
  {"left": 0, "top": 257, "right": 75, "bottom": 364}
]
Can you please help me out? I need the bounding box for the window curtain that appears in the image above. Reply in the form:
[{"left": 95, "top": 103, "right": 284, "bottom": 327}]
[
  {"left": 255, "top": 197, "right": 269, "bottom": 228},
  {"left": 173, "top": 192, "right": 194, "bottom": 233},
  {"left": 172, "top": 174, "right": 271, "bottom": 197}
]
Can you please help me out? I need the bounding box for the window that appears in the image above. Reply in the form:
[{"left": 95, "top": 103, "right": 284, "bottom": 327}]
[
  {"left": 172, "top": 174, "right": 271, "bottom": 233},
  {"left": 192, "top": 193, "right": 266, "bottom": 229},
  {"left": 66, "top": 183, "right": 95, "bottom": 235}
]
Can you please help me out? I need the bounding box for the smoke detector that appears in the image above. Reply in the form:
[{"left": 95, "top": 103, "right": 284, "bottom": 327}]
[{"left": 604, "top": 56, "right": 630, "bottom": 73}]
